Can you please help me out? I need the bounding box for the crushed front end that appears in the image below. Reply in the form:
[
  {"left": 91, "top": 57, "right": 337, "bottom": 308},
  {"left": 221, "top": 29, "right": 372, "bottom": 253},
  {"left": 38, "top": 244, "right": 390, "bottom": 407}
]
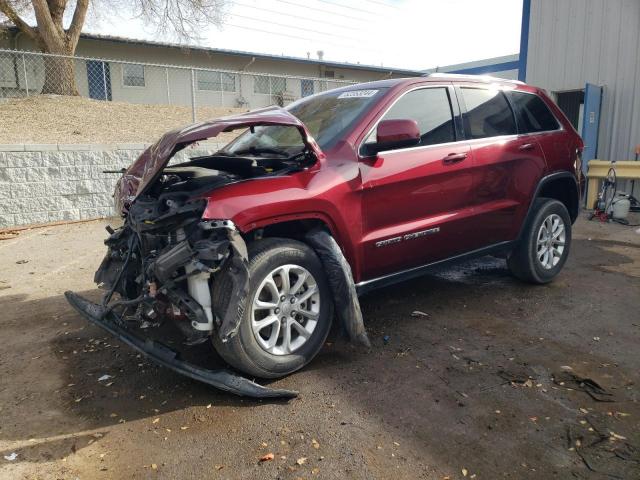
[{"left": 67, "top": 193, "right": 296, "bottom": 398}]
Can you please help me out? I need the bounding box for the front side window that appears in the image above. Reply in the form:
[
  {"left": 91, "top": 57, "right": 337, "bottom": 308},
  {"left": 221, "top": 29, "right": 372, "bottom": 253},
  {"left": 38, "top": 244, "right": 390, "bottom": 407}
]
[
  {"left": 197, "top": 71, "right": 236, "bottom": 92},
  {"left": 460, "top": 88, "right": 516, "bottom": 139},
  {"left": 123, "top": 64, "right": 145, "bottom": 87},
  {"left": 509, "top": 91, "right": 560, "bottom": 133},
  {"left": 366, "top": 87, "right": 456, "bottom": 148}
]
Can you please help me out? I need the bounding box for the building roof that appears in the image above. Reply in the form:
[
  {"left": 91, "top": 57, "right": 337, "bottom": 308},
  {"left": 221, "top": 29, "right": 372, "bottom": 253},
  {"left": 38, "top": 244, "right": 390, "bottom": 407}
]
[{"left": 26, "top": 28, "right": 424, "bottom": 77}]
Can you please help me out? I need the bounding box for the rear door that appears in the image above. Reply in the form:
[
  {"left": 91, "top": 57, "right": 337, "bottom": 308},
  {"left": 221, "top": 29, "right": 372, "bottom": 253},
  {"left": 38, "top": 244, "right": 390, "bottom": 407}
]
[
  {"left": 457, "top": 85, "right": 547, "bottom": 246},
  {"left": 358, "top": 85, "right": 478, "bottom": 280}
]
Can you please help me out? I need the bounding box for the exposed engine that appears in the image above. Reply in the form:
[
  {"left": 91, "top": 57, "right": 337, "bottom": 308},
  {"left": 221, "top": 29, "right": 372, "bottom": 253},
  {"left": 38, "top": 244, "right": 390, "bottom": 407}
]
[{"left": 94, "top": 152, "right": 303, "bottom": 345}]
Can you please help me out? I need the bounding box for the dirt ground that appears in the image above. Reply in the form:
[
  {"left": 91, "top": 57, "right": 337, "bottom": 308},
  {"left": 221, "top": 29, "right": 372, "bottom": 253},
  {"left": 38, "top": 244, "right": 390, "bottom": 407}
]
[
  {"left": 0, "top": 216, "right": 639, "bottom": 480},
  {"left": 0, "top": 96, "right": 246, "bottom": 144}
]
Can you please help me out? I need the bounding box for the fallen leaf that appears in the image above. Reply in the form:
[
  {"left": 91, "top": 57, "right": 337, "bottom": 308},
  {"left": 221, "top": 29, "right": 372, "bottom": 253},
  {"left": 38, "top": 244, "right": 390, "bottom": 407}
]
[
  {"left": 151, "top": 463, "right": 157, "bottom": 470},
  {"left": 152, "top": 418, "right": 160, "bottom": 424},
  {"left": 259, "top": 453, "right": 274, "bottom": 462},
  {"left": 296, "top": 457, "right": 307, "bottom": 465},
  {"left": 312, "top": 439, "right": 320, "bottom": 449},
  {"left": 462, "top": 467, "right": 468, "bottom": 477}
]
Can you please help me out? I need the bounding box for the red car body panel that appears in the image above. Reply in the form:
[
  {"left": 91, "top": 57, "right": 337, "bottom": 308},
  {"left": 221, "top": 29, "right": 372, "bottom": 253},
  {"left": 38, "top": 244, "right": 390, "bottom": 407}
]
[{"left": 124, "top": 77, "right": 582, "bottom": 285}]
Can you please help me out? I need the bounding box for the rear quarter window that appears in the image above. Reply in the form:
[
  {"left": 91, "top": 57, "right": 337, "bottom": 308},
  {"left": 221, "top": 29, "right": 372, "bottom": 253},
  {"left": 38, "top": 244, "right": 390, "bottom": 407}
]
[{"left": 509, "top": 91, "right": 560, "bottom": 133}]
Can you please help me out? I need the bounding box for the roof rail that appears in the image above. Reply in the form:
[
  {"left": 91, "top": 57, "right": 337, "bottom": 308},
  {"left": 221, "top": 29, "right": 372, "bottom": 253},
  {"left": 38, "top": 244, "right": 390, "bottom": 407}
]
[{"left": 423, "top": 72, "right": 525, "bottom": 85}]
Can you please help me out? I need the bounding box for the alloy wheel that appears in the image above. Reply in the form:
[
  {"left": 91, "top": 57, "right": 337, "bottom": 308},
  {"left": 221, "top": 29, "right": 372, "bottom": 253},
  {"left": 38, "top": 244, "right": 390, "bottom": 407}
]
[
  {"left": 536, "top": 214, "right": 566, "bottom": 270},
  {"left": 250, "top": 264, "right": 321, "bottom": 355}
]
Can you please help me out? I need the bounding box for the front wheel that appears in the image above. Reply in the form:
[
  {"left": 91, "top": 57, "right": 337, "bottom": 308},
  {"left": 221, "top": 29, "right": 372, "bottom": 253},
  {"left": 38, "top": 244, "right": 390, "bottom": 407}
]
[
  {"left": 508, "top": 198, "right": 572, "bottom": 284},
  {"left": 212, "top": 238, "right": 333, "bottom": 379}
]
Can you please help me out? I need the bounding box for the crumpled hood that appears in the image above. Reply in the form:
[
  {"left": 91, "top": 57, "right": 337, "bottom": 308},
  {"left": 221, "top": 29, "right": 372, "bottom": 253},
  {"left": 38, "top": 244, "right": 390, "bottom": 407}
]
[{"left": 115, "top": 106, "right": 323, "bottom": 213}]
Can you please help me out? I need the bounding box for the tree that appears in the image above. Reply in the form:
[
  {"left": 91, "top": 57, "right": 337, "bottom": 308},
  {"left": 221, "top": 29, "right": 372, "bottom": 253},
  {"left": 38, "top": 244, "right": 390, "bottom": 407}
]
[{"left": 0, "top": 1, "right": 227, "bottom": 95}]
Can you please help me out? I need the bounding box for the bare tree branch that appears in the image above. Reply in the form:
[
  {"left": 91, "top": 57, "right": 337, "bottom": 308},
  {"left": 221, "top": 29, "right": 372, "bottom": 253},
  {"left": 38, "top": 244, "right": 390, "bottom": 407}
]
[
  {"left": 126, "top": 0, "right": 228, "bottom": 41},
  {"left": 31, "top": 0, "right": 66, "bottom": 50},
  {"left": 0, "top": 0, "right": 38, "bottom": 41},
  {"left": 66, "top": 0, "right": 88, "bottom": 49}
]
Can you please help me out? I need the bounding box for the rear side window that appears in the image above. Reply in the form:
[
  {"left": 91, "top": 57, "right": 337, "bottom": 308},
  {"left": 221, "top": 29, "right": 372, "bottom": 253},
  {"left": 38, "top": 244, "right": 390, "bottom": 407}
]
[
  {"left": 375, "top": 87, "right": 456, "bottom": 147},
  {"left": 509, "top": 91, "right": 560, "bottom": 133},
  {"left": 460, "top": 88, "right": 516, "bottom": 139}
]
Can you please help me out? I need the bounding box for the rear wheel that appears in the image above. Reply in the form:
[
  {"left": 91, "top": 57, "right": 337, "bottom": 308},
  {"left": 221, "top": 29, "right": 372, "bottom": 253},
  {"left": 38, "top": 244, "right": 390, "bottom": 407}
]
[
  {"left": 508, "top": 198, "right": 572, "bottom": 284},
  {"left": 212, "top": 238, "right": 333, "bottom": 378}
]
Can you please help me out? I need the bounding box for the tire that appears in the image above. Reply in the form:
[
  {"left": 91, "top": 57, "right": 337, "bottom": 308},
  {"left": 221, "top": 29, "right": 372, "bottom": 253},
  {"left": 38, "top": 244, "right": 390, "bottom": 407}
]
[
  {"left": 508, "top": 198, "right": 572, "bottom": 284},
  {"left": 212, "top": 238, "right": 333, "bottom": 379}
]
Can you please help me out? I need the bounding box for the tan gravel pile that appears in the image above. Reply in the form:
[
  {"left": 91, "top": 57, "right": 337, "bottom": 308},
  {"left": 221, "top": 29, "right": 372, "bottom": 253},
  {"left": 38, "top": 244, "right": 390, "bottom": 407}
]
[{"left": 0, "top": 95, "right": 248, "bottom": 144}]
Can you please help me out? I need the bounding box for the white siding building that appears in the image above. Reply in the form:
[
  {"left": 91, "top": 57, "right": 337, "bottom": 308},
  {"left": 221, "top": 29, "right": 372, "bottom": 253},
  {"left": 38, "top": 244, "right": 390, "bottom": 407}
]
[{"left": 0, "top": 30, "right": 423, "bottom": 110}]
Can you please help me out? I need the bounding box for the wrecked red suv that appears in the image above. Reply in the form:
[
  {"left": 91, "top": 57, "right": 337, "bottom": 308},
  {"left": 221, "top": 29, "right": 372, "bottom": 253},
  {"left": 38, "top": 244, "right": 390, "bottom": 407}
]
[{"left": 66, "top": 75, "right": 583, "bottom": 397}]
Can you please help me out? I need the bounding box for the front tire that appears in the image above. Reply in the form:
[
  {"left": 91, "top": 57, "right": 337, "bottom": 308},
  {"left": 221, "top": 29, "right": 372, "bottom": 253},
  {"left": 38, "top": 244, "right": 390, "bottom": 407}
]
[
  {"left": 508, "top": 198, "right": 572, "bottom": 284},
  {"left": 212, "top": 238, "right": 333, "bottom": 379}
]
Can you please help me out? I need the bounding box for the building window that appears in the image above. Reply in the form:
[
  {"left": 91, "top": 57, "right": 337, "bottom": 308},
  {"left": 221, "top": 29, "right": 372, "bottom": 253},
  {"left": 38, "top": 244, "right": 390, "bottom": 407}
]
[
  {"left": 122, "top": 64, "right": 145, "bottom": 87},
  {"left": 324, "top": 70, "right": 335, "bottom": 78},
  {"left": 197, "top": 70, "right": 236, "bottom": 92},
  {"left": 254, "top": 75, "right": 287, "bottom": 94}
]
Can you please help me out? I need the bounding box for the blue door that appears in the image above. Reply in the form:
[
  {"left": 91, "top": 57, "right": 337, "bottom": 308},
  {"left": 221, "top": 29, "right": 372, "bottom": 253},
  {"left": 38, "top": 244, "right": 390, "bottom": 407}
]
[
  {"left": 581, "top": 83, "right": 602, "bottom": 175},
  {"left": 86, "top": 60, "right": 112, "bottom": 101}
]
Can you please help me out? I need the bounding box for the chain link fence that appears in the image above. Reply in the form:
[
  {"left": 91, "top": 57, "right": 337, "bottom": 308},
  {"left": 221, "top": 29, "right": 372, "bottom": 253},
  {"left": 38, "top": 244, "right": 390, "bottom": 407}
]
[{"left": 0, "top": 48, "right": 357, "bottom": 120}]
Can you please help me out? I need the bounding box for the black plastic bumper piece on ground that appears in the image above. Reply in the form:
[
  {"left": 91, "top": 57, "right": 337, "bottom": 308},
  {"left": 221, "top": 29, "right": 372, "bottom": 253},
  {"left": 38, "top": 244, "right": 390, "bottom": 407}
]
[{"left": 64, "top": 291, "right": 297, "bottom": 399}]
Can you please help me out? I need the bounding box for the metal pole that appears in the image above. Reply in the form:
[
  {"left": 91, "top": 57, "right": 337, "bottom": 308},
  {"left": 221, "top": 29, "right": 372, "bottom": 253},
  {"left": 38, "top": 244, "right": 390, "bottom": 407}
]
[
  {"left": 21, "top": 54, "right": 29, "bottom": 95},
  {"left": 190, "top": 69, "right": 196, "bottom": 122},
  {"left": 165, "top": 67, "right": 171, "bottom": 104},
  {"left": 102, "top": 61, "right": 108, "bottom": 101}
]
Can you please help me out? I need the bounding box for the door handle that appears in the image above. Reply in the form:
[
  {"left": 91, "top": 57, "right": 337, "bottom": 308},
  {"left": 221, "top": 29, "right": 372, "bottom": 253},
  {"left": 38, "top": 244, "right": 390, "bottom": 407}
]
[
  {"left": 443, "top": 152, "right": 467, "bottom": 164},
  {"left": 518, "top": 143, "right": 535, "bottom": 151}
]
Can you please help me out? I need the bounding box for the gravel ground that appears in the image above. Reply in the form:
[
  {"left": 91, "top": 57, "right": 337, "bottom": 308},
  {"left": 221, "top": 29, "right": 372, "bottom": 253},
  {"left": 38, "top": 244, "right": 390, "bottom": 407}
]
[
  {"left": 0, "top": 216, "right": 639, "bottom": 479},
  {"left": 0, "top": 96, "right": 246, "bottom": 144}
]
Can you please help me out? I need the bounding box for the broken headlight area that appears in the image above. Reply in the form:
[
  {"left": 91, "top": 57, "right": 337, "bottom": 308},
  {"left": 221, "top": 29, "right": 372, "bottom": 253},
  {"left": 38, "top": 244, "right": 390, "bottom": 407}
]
[{"left": 95, "top": 193, "right": 248, "bottom": 346}]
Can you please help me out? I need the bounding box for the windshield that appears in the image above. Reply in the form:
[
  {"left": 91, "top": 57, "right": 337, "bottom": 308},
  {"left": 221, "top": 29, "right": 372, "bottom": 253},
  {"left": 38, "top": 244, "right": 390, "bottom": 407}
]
[{"left": 222, "top": 87, "right": 388, "bottom": 155}]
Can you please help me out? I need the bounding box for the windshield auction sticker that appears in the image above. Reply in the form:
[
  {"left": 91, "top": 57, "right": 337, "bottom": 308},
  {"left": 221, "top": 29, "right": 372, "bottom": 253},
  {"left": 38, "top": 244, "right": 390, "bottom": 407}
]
[{"left": 338, "top": 89, "right": 379, "bottom": 99}]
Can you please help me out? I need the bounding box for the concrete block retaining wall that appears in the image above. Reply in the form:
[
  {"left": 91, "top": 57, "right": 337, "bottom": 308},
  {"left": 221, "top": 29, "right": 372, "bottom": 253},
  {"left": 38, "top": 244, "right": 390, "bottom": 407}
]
[{"left": 0, "top": 143, "right": 221, "bottom": 228}]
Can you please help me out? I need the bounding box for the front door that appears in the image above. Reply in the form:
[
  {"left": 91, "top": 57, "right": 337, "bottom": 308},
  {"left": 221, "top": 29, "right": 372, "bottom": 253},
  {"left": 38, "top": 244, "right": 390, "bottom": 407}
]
[
  {"left": 359, "top": 86, "right": 476, "bottom": 280},
  {"left": 86, "top": 60, "right": 112, "bottom": 101}
]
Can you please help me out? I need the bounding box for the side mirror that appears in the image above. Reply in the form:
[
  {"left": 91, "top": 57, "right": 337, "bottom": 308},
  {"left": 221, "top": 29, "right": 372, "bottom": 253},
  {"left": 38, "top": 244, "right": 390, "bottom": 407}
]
[{"left": 365, "top": 119, "right": 420, "bottom": 155}]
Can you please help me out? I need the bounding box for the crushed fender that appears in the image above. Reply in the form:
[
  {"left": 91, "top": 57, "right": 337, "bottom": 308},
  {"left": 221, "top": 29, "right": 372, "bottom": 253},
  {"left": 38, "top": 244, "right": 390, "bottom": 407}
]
[
  {"left": 64, "top": 291, "right": 297, "bottom": 399},
  {"left": 217, "top": 228, "right": 250, "bottom": 342},
  {"left": 305, "top": 228, "right": 371, "bottom": 348}
]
